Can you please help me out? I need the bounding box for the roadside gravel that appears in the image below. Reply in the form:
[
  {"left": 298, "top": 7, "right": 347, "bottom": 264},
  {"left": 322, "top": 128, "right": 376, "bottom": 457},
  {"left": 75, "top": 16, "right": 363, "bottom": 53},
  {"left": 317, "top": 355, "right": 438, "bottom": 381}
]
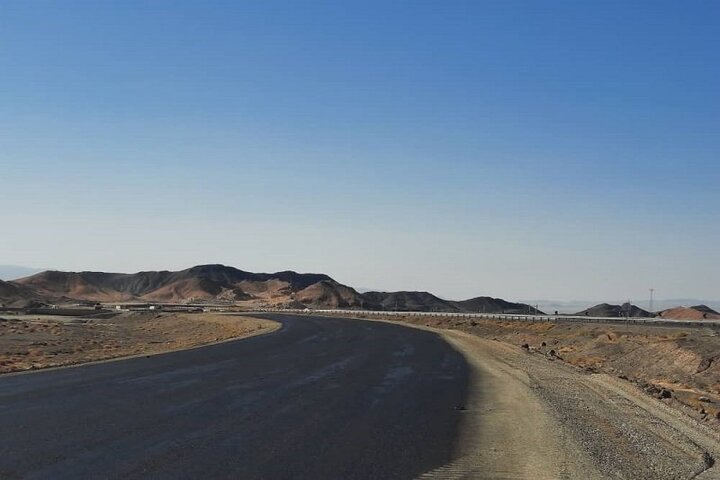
[{"left": 430, "top": 330, "right": 720, "bottom": 479}]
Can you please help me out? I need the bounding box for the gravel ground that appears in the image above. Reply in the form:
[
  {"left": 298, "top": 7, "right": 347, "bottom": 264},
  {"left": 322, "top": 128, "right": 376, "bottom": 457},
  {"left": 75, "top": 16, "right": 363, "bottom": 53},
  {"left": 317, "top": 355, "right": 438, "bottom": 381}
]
[{"left": 504, "top": 342, "right": 718, "bottom": 478}]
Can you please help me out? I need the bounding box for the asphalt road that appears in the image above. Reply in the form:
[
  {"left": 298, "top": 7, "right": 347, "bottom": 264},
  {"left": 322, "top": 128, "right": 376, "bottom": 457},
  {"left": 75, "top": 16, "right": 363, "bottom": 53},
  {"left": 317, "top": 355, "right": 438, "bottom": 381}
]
[{"left": 0, "top": 314, "right": 469, "bottom": 480}]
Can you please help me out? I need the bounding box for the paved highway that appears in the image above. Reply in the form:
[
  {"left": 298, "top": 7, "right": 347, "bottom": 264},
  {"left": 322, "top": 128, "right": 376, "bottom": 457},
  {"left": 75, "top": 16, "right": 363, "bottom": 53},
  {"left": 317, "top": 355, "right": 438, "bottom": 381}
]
[{"left": 0, "top": 314, "right": 469, "bottom": 479}]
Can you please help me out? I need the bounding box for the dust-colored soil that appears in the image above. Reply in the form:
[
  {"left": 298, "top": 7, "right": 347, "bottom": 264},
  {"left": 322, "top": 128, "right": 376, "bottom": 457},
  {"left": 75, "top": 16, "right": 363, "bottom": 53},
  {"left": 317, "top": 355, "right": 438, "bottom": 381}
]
[
  {"left": 434, "top": 330, "right": 720, "bottom": 479},
  {"left": 0, "top": 312, "right": 279, "bottom": 374}
]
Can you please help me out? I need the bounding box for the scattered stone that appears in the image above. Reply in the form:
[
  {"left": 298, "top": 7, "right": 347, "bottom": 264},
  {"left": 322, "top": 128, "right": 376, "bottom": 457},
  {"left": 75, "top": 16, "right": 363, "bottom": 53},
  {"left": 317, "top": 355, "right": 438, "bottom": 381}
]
[
  {"left": 643, "top": 383, "right": 660, "bottom": 395},
  {"left": 699, "top": 396, "right": 712, "bottom": 403},
  {"left": 521, "top": 343, "right": 529, "bottom": 350},
  {"left": 659, "top": 389, "right": 672, "bottom": 399}
]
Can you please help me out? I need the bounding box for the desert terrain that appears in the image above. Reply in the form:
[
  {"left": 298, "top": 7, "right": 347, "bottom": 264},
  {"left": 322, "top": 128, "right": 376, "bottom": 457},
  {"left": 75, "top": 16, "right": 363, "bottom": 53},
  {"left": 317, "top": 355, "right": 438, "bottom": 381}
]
[
  {"left": 344, "top": 312, "right": 720, "bottom": 430},
  {"left": 0, "top": 311, "right": 278, "bottom": 375},
  {"left": 2, "top": 310, "right": 720, "bottom": 478},
  {"left": 3, "top": 264, "right": 720, "bottom": 477}
]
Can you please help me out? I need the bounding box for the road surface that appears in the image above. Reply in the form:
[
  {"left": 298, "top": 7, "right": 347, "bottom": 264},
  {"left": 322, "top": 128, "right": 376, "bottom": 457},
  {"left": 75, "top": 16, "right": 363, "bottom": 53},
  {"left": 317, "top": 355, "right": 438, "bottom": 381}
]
[
  {"left": 3, "top": 314, "right": 720, "bottom": 479},
  {"left": 0, "top": 314, "right": 469, "bottom": 479}
]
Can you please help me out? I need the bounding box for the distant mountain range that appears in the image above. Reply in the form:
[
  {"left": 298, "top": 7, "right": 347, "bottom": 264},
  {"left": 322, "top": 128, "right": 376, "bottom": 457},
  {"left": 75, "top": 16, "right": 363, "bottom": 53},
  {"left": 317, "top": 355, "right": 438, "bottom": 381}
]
[
  {"left": 0, "top": 264, "right": 539, "bottom": 314},
  {"left": 574, "top": 302, "right": 653, "bottom": 318},
  {"left": 543, "top": 301, "right": 719, "bottom": 320},
  {"left": 1, "top": 264, "right": 717, "bottom": 320},
  {"left": 361, "top": 290, "right": 540, "bottom": 314},
  {"left": 522, "top": 298, "right": 720, "bottom": 314}
]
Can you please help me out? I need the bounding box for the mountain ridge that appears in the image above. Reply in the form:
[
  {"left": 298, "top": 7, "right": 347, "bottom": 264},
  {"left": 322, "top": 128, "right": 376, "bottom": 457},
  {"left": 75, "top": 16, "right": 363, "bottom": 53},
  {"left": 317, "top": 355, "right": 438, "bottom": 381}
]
[
  {"left": 4, "top": 264, "right": 542, "bottom": 313},
  {"left": 574, "top": 302, "right": 653, "bottom": 318},
  {"left": 5, "top": 265, "right": 718, "bottom": 319},
  {"left": 13, "top": 265, "right": 335, "bottom": 305}
]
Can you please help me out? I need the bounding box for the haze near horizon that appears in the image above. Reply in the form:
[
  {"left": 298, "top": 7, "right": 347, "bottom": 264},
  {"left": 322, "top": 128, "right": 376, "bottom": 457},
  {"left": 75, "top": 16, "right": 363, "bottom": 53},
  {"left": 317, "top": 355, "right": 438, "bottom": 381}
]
[{"left": 1, "top": 1, "right": 718, "bottom": 301}]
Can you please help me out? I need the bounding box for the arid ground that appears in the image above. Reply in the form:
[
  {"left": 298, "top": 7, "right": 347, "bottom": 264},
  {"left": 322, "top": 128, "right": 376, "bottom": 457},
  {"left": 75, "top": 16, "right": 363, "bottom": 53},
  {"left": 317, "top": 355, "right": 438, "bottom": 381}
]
[{"left": 0, "top": 311, "right": 278, "bottom": 374}]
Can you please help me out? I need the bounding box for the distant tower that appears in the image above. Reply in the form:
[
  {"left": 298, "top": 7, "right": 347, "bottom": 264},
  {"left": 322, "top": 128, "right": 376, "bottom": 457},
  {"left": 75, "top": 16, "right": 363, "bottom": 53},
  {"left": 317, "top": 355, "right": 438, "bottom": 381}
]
[{"left": 649, "top": 288, "right": 655, "bottom": 313}]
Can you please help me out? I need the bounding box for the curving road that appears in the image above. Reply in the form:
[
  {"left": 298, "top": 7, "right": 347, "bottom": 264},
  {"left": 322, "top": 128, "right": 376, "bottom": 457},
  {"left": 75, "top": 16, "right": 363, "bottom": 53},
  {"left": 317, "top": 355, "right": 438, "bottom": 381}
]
[{"left": 0, "top": 314, "right": 469, "bottom": 480}]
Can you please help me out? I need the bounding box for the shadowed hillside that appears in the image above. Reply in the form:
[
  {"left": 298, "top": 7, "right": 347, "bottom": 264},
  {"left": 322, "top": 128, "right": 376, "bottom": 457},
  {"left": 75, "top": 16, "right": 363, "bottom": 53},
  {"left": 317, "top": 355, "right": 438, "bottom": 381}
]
[
  {"left": 0, "top": 279, "right": 44, "bottom": 308},
  {"left": 295, "top": 280, "right": 373, "bottom": 309},
  {"left": 452, "top": 296, "right": 544, "bottom": 314},
  {"left": 362, "top": 291, "right": 460, "bottom": 312},
  {"left": 575, "top": 302, "right": 653, "bottom": 318}
]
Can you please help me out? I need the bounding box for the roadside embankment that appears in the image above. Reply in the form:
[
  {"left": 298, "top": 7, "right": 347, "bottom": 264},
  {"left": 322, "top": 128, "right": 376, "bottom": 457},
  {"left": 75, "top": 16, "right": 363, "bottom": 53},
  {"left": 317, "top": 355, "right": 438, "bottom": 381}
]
[
  {"left": 0, "top": 312, "right": 279, "bottom": 374},
  {"left": 431, "top": 329, "right": 720, "bottom": 479}
]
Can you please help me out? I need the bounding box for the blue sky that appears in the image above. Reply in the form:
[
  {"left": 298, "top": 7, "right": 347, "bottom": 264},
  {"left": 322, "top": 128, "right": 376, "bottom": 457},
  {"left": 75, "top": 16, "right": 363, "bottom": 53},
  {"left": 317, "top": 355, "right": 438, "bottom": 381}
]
[{"left": 1, "top": 1, "right": 718, "bottom": 301}]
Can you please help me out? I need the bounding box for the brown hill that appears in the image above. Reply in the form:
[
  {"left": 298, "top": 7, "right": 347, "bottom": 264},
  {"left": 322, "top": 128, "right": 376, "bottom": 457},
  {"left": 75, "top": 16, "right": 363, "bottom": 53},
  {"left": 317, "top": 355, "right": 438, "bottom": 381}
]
[
  {"left": 575, "top": 303, "right": 653, "bottom": 318},
  {"left": 692, "top": 304, "right": 720, "bottom": 315},
  {"left": 15, "top": 265, "right": 334, "bottom": 305},
  {"left": 0, "top": 279, "right": 45, "bottom": 308},
  {"left": 452, "top": 296, "right": 544, "bottom": 314},
  {"left": 359, "top": 292, "right": 543, "bottom": 314},
  {"left": 294, "top": 280, "right": 373, "bottom": 309},
  {"left": 361, "top": 291, "right": 460, "bottom": 312},
  {"left": 659, "top": 305, "right": 720, "bottom": 320},
  {"left": 16, "top": 270, "right": 136, "bottom": 301}
]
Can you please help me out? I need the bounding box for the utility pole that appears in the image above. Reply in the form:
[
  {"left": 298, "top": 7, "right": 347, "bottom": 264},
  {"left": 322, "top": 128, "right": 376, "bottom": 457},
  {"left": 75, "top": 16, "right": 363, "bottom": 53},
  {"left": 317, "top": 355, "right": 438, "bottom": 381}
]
[
  {"left": 649, "top": 288, "right": 655, "bottom": 313},
  {"left": 626, "top": 299, "right": 631, "bottom": 320}
]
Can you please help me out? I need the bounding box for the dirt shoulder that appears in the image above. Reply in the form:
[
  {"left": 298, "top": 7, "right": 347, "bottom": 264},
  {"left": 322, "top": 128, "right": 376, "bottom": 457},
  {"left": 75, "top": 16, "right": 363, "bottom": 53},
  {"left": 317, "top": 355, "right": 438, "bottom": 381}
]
[
  {"left": 0, "top": 312, "right": 279, "bottom": 374},
  {"left": 323, "top": 313, "right": 720, "bottom": 479},
  {"left": 438, "top": 330, "right": 720, "bottom": 479}
]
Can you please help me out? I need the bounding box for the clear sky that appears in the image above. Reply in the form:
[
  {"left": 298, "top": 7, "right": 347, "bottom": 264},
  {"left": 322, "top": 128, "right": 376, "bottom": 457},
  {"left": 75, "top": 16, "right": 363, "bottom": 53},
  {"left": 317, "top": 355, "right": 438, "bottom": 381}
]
[{"left": 1, "top": 1, "right": 718, "bottom": 301}]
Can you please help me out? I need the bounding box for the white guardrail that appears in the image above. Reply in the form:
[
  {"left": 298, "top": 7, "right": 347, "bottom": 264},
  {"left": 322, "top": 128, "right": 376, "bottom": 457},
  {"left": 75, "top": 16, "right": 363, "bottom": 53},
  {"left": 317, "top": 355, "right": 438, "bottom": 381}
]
[{"left": 253, "top": 308, "right": 720, "bottom": 329}]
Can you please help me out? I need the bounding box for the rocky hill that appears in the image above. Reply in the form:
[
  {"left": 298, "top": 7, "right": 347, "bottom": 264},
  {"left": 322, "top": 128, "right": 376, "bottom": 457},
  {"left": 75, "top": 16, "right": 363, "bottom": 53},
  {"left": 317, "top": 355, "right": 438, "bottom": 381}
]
[
  {"left": 659, "top": 305, "right": 720, "bottom": 320},
  {"left": 453, "top": 296, "right": 544, "bottom": 314},
  {"left": 362, "top": 291, "right": 459, "bottom": 312},
  {"left": 294, "top": 280, "right": 370, "bottom": 309},
  {"left": 13, "top": 265, "right": 334, "bottom": 305},
  {"left": 358, "top": 292, "right": 545, "bottom": 314},
  {"left": 574, "top": 302, "right": 653, "bottom": 318},
  {"left": 0, "top": 279, "right": 44, "bottom": 308}
]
